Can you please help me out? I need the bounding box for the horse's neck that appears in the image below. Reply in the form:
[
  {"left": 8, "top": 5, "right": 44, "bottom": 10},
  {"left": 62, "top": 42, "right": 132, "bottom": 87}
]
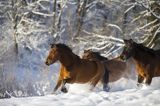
[
  {"left": 132, "top": 47, "right": 151, "bottom": 64},
  {"left": 59, "top": 52, "right": 80, "bottom": 70}
]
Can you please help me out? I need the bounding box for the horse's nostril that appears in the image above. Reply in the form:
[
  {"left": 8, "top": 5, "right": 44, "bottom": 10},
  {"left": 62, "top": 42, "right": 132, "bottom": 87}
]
[{"left": 45, "top": 61, "right": 49, "bottom": 65}]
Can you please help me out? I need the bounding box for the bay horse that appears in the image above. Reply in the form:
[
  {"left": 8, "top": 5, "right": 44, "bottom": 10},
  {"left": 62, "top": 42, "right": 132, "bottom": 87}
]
[
  {"left": 82, "top": 50, "right": 133, "bottom": 89},
  {"left": 45, "top": 43, "right": 107, "bottom": 93},
  {"left": 120, "top": 39, "right": 160, "bottom": 86}
]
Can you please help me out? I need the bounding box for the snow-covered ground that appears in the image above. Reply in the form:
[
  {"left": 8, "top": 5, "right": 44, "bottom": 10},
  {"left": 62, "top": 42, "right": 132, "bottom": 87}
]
[{"left": 1, "top": 78, "right": 160, "bottom": 106}]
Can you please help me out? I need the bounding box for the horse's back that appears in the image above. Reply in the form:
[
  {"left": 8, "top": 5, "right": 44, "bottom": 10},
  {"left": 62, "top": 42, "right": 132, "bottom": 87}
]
[
  {"left": 79, "top": 59, "right": 98, "bottom": 71},
  {"left": 105, "top": 59, "right": 126, "bottom": 72}
]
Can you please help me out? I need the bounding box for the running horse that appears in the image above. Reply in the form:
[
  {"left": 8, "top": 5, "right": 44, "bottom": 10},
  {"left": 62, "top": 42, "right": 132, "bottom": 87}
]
[
  {"left": 45, "top": 43, "right": 107, "bottom": 93},
  {"left": 120, "top": 39, "right": 160, "bottom": 86},
  {"left": 82, "top": 50, "right": 132, "bottom": 87}
]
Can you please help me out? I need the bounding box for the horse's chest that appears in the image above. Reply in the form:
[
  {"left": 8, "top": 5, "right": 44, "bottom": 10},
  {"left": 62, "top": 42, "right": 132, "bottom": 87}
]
[{"left": 136, "top": 63, "right": 151, "bottom": 76}]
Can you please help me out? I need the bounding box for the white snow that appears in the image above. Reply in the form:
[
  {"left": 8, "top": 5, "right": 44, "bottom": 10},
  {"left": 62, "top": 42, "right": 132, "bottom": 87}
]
[{"left": 1, "top": 78, "right": 160, "bottom": 106}]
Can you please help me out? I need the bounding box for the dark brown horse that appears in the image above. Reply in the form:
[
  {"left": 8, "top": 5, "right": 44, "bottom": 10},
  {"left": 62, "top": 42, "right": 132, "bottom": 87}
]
[
  {"left": 120, "top": 39, "right": 160, "bottom": 86},
  {"left": 45, "top": 43, "right": 106, "bottom": 93},
  {"left": 82, "top": 50, "right": 133, "bottom": 85}
]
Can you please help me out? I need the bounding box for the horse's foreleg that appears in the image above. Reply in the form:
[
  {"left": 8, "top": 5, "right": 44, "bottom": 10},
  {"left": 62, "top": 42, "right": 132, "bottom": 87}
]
[
  {"left": 145, "top": 76, "right": 152, "bottom": 85},
  {"left": 53, "top": 78, "right": 62, "bottom": 92},
  {"left": 60, "top": 79, "right": 68, "bottom": 93},
  {"left": 137, "top": 74, "right": 144, "bottom": 87},
  {"left": 60, "top": 78, "right": 73, "bottom": 93}
]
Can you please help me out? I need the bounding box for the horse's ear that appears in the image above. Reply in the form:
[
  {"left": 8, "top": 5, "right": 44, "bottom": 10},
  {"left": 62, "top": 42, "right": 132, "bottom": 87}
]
[
  {"left": 50, "top": 44, "right": 56, "bottom": 48},
  {"left": 123, "top": 39, "right": 134, "bottom": 45},
  {"left": 129, "top": 39, "right": 134, "bottom": 42},
  {"left": 88, "top": 49, "right": 92, "bottom": 51},
  {"left": 123, "top": 39, "right": 129, "bottom": 44},
  {"left": 84, "top": 49, "right": 92, "bottom": 53},
  {"left": 84, "top": 49, "right": 88, "bottom": 52}
]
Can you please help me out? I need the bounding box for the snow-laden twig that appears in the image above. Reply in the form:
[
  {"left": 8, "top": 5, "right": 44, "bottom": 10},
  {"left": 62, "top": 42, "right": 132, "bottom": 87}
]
[
  {"left": 105, "top": 45, "right": 115, "bottom": 55},
  {"left": 82, "top": 30, "right": 124, "bottom": 43},
  {"left": 131, "top": 10, "right": 148, "bottom": 23},
  {"left": 147, "top": 26, "right": 160, "bottom": 47},
  {"left": 131, "top": 15, "right": 142, "bottom": 23},
  {"left": 148, "top": 23, "right": 160, "bottom": 32},
  {"left": 130, "top": 19, "right": 158, "bottom": 36},
  {"left": 124, "top": 2, "right": 137, "bottom": 14},
  {"left": 139, "top": 19, "right": 158, "bottom": 30},
  {"left": 31, "top": 11, "right": 53, "bottom": 17},
  {"left": 136, "top": 0, "right": 160, "bottom": 20},
  {"left": 147, "top": 0, "right": 160, "bottom": 20},
  {"left": 106, "top": 46, "right": 123, "bottom": 57},
  {"left": 107, "top": 24, "right": 123, "bottom": 34},
  {"left": 138, "top": 35, "right": 150, "bottom": 44},
  {"left": 89, "top": 43, "right": 112, "bottom": 51}
]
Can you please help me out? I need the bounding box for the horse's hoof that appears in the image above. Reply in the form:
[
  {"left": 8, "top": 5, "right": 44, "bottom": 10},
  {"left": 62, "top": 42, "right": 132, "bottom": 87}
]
[
  {"left": 103, "top": 84, "right": 110, "bottom": 92},
  {"left": 61, "top": 87, "right": 68, "bottom": 93},
  {"left": 103, "top": 87, "right": 110, "bottom": 92}
]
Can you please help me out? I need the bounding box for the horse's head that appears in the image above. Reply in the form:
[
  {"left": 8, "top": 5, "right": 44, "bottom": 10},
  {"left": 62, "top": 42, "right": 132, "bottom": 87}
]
[
  {"left": 120, "top": 39, "right": 136, "bottom": 61},
  {"left": 45, "top": 44, "right": 60, "bottom": 65}
]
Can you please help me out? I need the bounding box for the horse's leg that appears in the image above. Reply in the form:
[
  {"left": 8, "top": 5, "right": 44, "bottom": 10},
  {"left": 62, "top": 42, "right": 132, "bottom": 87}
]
[
  {"left": 145, "top": 75, "right": 152, "bottom": 85},
  {"left": 102, "top": 67, "right": 110, "bottom": 92},
  {"left": 137, "top": 74, "right": 144, "bottom": 87},
  {"left": 53, "top": 77, "right": 62, "bottom": 92},
  {"left": 60, "top": 78, "right": 72, "bottom": 93},
  {"left": 90, "top": 72, "right": 103, "bottom": 90},
  {"left": 90, "top": 78, "right": 100, "bottom": 91},
  {"left": 90, "top": 62, "right": 105, "bottom": 91},
  {"left": 60, "top": 80, "right": 68, "bottom": 93}
]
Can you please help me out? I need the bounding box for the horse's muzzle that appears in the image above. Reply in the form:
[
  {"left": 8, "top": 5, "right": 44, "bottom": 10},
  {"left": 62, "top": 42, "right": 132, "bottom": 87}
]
[{"left": 45, "top": 61, "right": 50, "bottom": 66}]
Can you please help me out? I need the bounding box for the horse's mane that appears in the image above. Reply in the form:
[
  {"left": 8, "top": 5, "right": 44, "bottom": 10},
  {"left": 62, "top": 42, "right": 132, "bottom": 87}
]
[
  {"left": 92, "top": 52, "right": 108, "bottom": 61},
  {"left": 135, "top": 42, "right": 155, "bottom": 56},
  {"left": 56, "top": 43, "right": 72, "bottom": 52},
  {"left": 56, "top": 43, "right": 81, "bottom": 60}
]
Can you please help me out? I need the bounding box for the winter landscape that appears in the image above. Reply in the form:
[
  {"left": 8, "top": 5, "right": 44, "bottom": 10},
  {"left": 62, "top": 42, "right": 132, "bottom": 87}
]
[{"left": 0, "top": 0, "right": 160, "bottom": 106}]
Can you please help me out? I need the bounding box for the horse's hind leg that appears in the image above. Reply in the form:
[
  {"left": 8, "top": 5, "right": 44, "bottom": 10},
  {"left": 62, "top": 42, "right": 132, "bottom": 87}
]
[
  {"left": 137, "top": 74, "right": 144, "bottom": 87},
  {"left": 90, "top": 73, "right": 103, "bottom": 91},
  {"left": 103, "top": 84, "right": 110, "bottom": 92}
]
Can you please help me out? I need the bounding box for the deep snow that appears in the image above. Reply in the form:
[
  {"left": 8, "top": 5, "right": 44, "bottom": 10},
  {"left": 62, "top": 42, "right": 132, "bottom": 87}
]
[{"left": 1, "top": 77, "right": 160, "bottom": 106}]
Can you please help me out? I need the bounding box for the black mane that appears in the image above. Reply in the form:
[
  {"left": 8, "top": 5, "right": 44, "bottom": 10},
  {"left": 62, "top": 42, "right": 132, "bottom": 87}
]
[
  {"left": 55, "top": 43, "right": 72, "bottom": 52},
  {"left": 135, "top": 43, "right": 155, "bottom": 56}
]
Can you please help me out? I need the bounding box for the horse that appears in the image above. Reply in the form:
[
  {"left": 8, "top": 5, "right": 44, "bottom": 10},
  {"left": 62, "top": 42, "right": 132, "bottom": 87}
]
[
  {"left": 45, "top": 43, "right": 107, "bottom": 93},
  {"left": 120, "top": 39, "right": 160, "bottom": 86},
  {"left": 82, "top": 50, "right": 133, "bottom": 86}
]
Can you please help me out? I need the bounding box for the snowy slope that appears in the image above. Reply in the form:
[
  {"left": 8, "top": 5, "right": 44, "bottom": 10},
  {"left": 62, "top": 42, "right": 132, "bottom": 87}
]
[{"left": 1, "top": 78, "right": 160, "bottom": 106}]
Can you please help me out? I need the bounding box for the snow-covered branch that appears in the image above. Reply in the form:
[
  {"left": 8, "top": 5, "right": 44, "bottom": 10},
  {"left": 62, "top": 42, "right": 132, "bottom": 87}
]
[{"left": 31, "top": 11, "right": 53, "bottom": 17}]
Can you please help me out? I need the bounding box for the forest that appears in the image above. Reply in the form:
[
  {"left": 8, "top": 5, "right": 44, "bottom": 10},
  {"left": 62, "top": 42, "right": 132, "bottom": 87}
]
[{"left": 0, "top": 0, "right": 160, "bottom": 105}]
